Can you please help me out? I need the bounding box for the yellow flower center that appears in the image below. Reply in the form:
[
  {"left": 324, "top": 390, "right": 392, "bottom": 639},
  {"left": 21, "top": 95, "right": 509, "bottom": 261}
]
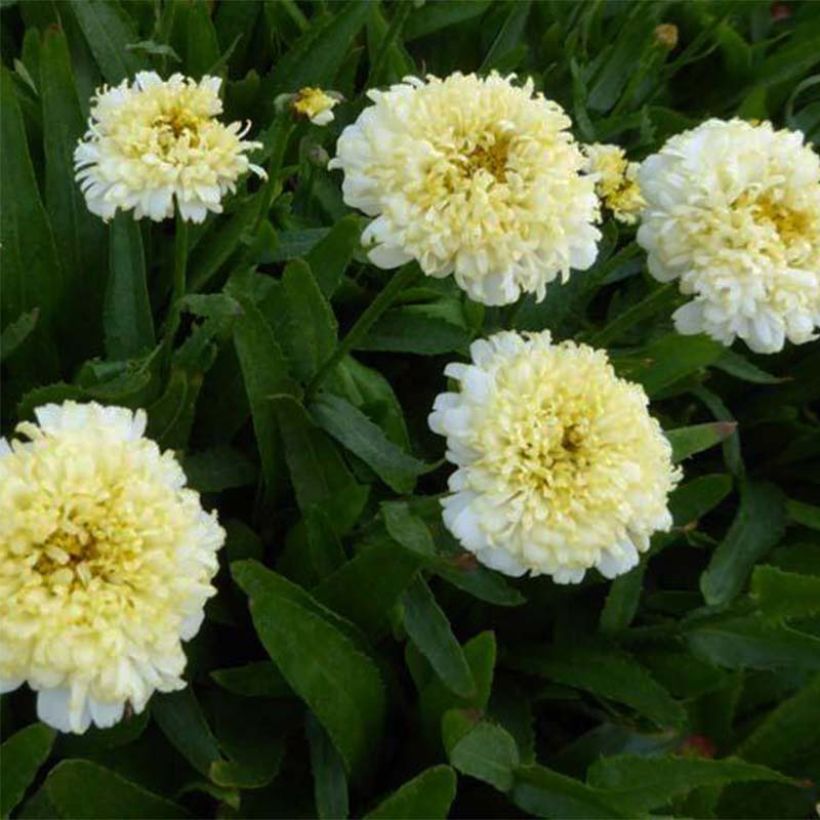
[
  {"left": 151, "top": 107, "right": 205, "bottom": 152},
  {"left": 461, "top": 133, "right": 511, "bottom": 182},
  {"left": 742, "top": 192, "right": 811, "bottom": 245}
]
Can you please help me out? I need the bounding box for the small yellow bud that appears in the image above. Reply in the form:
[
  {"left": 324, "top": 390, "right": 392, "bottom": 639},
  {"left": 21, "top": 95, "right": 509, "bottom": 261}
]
[{"left": 654, "top": 23, "right": 679, "bottom": 50}]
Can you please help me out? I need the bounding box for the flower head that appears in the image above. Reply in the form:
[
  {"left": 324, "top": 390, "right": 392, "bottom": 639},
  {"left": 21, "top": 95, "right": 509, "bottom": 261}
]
[
  {"left": 0, "top": 402, "right": 224, "bottom": 733},
  {"left": 637, "top": 118, "right": 820, "bottom": 353},
  {"left": 583, "top": 143, "right": 645, "bottom": 224},
  {"left": 329, "top": 72, "right": 601, "bottom": 305},
  {"left": 74, "top": 72, "right": 266, "bottom": 223},
  {"left": 428, "top": 332, "right": 679, "bottom": 583},
  {"left": 292, "top": 87, "right": 340, "bottom": 126}
]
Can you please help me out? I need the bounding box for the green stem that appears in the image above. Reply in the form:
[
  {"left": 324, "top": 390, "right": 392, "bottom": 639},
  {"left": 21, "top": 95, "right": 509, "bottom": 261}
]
[
  {"left": 306, "top": 263, "right": 419, "bottom": 398},
  {"left": 164, "top": 211, "right": 189, "bottom": 348}
]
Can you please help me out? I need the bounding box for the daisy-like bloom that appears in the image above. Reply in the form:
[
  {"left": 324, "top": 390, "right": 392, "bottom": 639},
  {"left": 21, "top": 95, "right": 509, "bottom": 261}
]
[
  {"left": 292, "top": 87, "right": 340, "bottom": 126},
  {"left": 74, "top": 72, "right": 266, "bottom": 223},
  {"left": 329, "top": 72, "right": 600, "bottom": 306},
  {"left": 583, "top": 143, "right": 645, "bottom": 225},
  {"left": 0, "top": 402, "right": 224, "bottom": 733},
  {"left": 428, "top": 331, "right": 680, "bottom": 583},
  {"left": 637, "top": 118, "right": 820, "bottom": 353}
]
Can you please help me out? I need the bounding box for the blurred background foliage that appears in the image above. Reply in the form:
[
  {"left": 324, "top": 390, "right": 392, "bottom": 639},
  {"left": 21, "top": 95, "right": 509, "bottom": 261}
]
[{"left": 1, "top": 1, "right": 820, "bottom": 818}]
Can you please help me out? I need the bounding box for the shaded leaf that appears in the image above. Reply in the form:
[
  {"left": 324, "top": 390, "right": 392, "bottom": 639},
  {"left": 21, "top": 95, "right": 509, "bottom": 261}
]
[
  {"left": 443, "top": 711, "right": 519, "bottom": 792},
  {"left": 0, "top": 724, "right": 55, "bottom": 819},
  {"left": 365, "top": 766, "right": 457, "bottom": 820},
  {"left": 701, "top": 481, "right": 786, "bottom": 606},
  {"left": 44, "top": 760, "right": 188, "bottom": 819},
  {"left": 232, "top": 560, "right": 385, "bottom": 777},
  {"left": 104, "top": 214, "right": 154, "bottom": 360},
  {"left": 666, "top": 422, "right": 737, "bottom": 464},
  {"left": 310, "top": 393, "right": 426, "bottom": 494},
  {"left": 307, "top": 713, "right": 349, "bottom": 820},
  {"left": 587, "top": 754, "right": 794, "bottom": 815},
  {"left": 402, "top": 576, "right": 476, "bottom": 698},
  {"left": 508, "top": 647, "right": 686, "bottom": 729}
]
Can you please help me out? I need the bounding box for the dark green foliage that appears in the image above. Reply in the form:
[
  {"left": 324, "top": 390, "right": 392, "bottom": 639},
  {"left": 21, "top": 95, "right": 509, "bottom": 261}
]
[{"left": 2, "top": 2, "right": 819, "bottom": 818}]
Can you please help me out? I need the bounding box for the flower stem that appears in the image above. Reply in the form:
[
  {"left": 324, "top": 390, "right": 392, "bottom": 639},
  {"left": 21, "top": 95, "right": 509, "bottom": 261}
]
[
  {"left": 164, "top": 210, "right": 189, "bottom": 349},
  {"left": 306, "top": 263, "right": 419, "bottom": 398}
]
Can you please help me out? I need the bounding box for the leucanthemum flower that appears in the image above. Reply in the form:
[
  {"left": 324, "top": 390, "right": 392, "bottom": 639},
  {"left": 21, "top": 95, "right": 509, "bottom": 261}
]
[
  {"left": 583, "top": 143, "right": 645, "bottom": 225},
  {"left": 637, "top": 118, "right": 820, "bottom": 353},
  {"left": 0, "top": 402, "right": 224, "bottom": 733},
  {"left": 74, "top": 72, "right": 266, "bottom": 223},
  {"left": 428, "top": 332, "right": 680, "bottom": 583},
  {"left": 329, "top": 72, "right": 601, "bottom": 306}
]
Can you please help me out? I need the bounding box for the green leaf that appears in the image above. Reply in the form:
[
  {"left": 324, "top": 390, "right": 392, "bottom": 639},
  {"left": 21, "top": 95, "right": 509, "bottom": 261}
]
[
  {"left": 599, "top": 564, "right": 645, "bottom": 634},
  {"left": 1, "top": 309, "right": 39, "bottom": 362},
  {"left": 442, "top": 711, "right": 519, "bottom": 792},
  {"left": 272, "top": 395, "right": 369, "bottom": 536},
  {"left": 713, "top": 350, "right": 783, "bottom": 384},
  {"left": 230, "top": 288, "right": 298, "bottom": 500},
  {"left": 40, "top": 25, "right": 106, "bottom": 360},
  {"left": 211, "top": 661, "right": 291, "bottom": 699},
  {"left": 587, "top": 754, "right": 794, "bottom": 815},
  {"left": 479, "top": 0, "right": 531, "bottom": 72},
  {"left": 146, "top": 366, "right": 201, "bottom": 450},
  {"left": 151, "top": 689, "right": 223, "bottom": 778},
  {"left": 104, "top": 214, "right": 154, "bottom": 359},
  {"left": 402, "top": 576, "right": 476, "bottom": 698},
  {"left": 68, "top": 0, "right": 143, "bottom": 83},
  {"left": 280, "top": 259, "right": 338, "bottom": 383},
  {"left": 686, "top": 614, "right": 820, "bottom": 671},
  {"left": 188, "top": 198, "right": 260, "bottom": 293},
  {"left": 328, "top": 356, "right": 411, "bottom": 449},
  {"left": 207, "top": 695, "right": 285, "bottom": 790},
  {"left": 382, "top": 501, "right": 524, "bottom": 606},
  {"left": 0, "top": 68, "right": 63, "bottom": 331},
  {"left": 625, "top": 334, "right": 725, "bottom": 397},
  {"left": 669, "top": 473, "right": 733, "bottom": 528},
  {"left": 182, "top": 445, "right": 257, "bottom": 493},
  {"left": 666, "top": 422, "right": 737, "bottom": 464},
  {"left": 269, "top": 1, "right": 372, "bottom": 94},
  {"left": 786, "top": 498, "right": 820, "bottom": 531},
  {"left": 310, "top": 393, "right": 426, "bottom": 494},
  {"left": 313, "top": 538, "right": 422, "bottom": 637},
  {"left": 168, "top": 0, "right": 220, "bottom": 77},
  {"left": 509, "top": 647, "right": 686, "bottom": 729},
  {"left": 418, "top": 631, "right": 496, "bottom": 742},
  {"left": 354, "top": 309, "right": 471, "bottom": 355},
  {"left": 511, "top": 764, "right": 626, "bottom": 820},
  {"left": 0, "top": 724, "right": 55, "bottom": 819},
  {"left": 232, "top": 560, "right": 385, "bottom": 777},
  {"left": 737, "top": 673, "right": 820, "bottom": 768},
  {"left": 222, "top": 518, "right": 263, "bottom": 563},
  {"left": 304, "top": 505, "right": 347, "bottom": 579},
  {"left": 364, "top": 766, "right": 457, "bottom": 820},
  {"left": 590, "top": 284, "right": 677, "bottom": 347},
  {"left": 307, "top": 713, "right": 349, "bottom": 820},
  {"left": 44, "top": 759, "right": 189, "bottom": 818},
  {"left": 382, "top": 501, "right": 436, "bottom": 558},
  {"left": 404, "top": 1, "right": 491, "bottom": 40},
  {"left": 750, "top": 565, "right": 820, "bottom": 621},
  {"left": 306, "top": 214, "right": 362, "bottom": 298},
  {"left": 700, "top": 480, "right": 786, "bottom": 606}
]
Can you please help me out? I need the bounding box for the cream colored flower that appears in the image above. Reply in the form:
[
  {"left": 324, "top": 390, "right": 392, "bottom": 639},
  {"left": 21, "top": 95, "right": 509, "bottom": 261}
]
[
  {"left": 428, "top": 332, "right": 680, "bottom": 583},
  {"left": 583, "top": 143, "right": 645, "bottom": 224},
  {"left": 329, "top": 72, "right": 601, "bottom": 305},
  {"left": 74, "top": 72, "right": 266, "bottom": 223},
  {"left": 0, "top": 401, "right": 224, "bottom": 733},
  {"left": 637, "top": 118, "right": 820, "bottom": 353},
  {"left": 292, "top": 87, "right": 340, "bottom": 126}
]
